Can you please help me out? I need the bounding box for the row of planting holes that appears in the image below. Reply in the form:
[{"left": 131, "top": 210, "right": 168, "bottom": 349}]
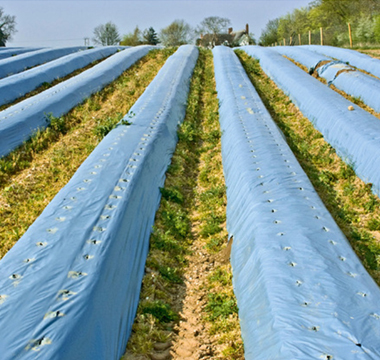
[
  {"left": 223, "top": 54, "right": 372, "bottom": 357},
  {"left": 15, "top": 55, "right": 189, "bottom": 351}
]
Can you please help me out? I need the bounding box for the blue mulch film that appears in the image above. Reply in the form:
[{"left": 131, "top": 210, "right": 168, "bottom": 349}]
[
  {"left": 0, "top": 45, "right": 198, "bottom": 360},
  {"left": 214, "top": 45, "right": 380, "bottom": 360}
]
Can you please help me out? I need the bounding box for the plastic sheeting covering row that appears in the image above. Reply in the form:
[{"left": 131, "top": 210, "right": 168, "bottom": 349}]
[
  {"left": 0, "top": 47, "right": 43, "bottom": 60},
  {"left": 0, "top": 45, "right": 153, "bottom": 158},
  {"left": 273, "top": 45, "right": 330, "bottom": 73},
  {"left": 0, "top": 46, "right": 122, "bottom": 106},
  {"left": 0, "top": 47, "right": 86, "bottom": 79},
  {"left": 213, "top": 45, "right": 380, "bottom": 360},
  {"left": 273, "top": 46, "right": 380, "bottom": 113},
  {"left": 305, "top": 45, "right": 380, "bottom": 79},
  {"left": 0, "top": 45, "right": 199, "bottom": 360},
  {"left": 318, "top": 61, "right": 380, "bottom": 114},
  {"left": 241, "top": 46, "right": 380, "bottom": 197}
]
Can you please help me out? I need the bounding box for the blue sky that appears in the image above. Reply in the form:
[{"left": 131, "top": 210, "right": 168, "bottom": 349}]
[{"left": 3, "top": 0, "right": 312, "bottom": 47}]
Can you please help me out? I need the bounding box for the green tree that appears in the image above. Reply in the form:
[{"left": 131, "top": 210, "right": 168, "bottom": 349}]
[
  {"left": 259, "top": 18, "right": 280, "bottom": 46},
  {"left": 0, "top": 7, "right": 17, "bottom": 47},
  {"left": 120, "top": 26, "right": 142, "bottom": 46},
  {"left": 93, "top": 21, "right": 121, "bottom": 46},
  {"left": 143, "top": 27, "right": 159, "bottom": 45},
  {"left": 159, "top": 20, "right": 192, "bottom": 46},
  {"left": 374, "top": 15, "right": 380, "bottom": 43}
]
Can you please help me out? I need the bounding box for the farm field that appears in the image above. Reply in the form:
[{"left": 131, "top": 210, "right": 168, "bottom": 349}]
[{"left": 0, "top": 45, "right": 380, "bottom": 359}]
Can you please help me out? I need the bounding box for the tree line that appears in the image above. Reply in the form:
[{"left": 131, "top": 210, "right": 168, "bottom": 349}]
[
  {"left": 93, "top": 17, "right": 237, "bottom": 47},
  {"left": 260, "top": 0, "right": 380, "bottom": 47}
]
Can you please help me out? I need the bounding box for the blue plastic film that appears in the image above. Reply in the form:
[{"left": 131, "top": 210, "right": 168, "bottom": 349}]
[
  {"left": 0, "top": 45, "right": 198, "bottom": 360},
  {"left": 0, "top": 46, "right": 86, "bottom": 79},
  {"left": 214, "top": 45, "right": 380, "bottom": 360},
  {"left": 241, "top": 46, "right": 380, "bottom": 197},
  {"left": 0, "top": 46, "right": 154, "bottom": 158},
  {"left": 0, "top": 46, "right": 124, "bottom": 106}
]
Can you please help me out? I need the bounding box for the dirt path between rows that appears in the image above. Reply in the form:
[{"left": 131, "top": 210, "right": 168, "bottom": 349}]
[{"left": 123, "top": 49, "right": 243, "bottom": 360}]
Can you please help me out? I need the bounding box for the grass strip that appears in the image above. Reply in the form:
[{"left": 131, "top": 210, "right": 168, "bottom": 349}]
[
  {"left": 124, "top": 49, "right": 243, "bottom": 360},
  {"left": 0, "top": 48, "right": 175, "bottom": 259},
  {"left": 236, "top": 49, "right": 380, "bottom": 285}
]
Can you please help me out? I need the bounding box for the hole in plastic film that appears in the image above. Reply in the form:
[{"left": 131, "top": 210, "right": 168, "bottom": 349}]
[
  {"left": 87, "top": 239, "right": 101, "bottom": 245},
  {"left": 329, "top": 240, "right": 337, "bottom": 245},
  {"left": 100, "top": 215, "right": 110, "bottom": 220},
  {"left": 289, "top": 262, "right": 297, "bottom": 267},
  {"left": 310, "top": 326, "right": 319, "bottom": 332},
  {"left": 357, "top": 292, "right": 367, "bottom": 297},
  {"left": 10, "top": 273, "right": 21, "bottom": 280},
  {"left": 109, "top": 195, "right": 121, "bottom": 199},
  {"left": 347, "top": 272, "right": 357, "bottom": 278},
  {"left": 339, "top": 256, "right": 346, "bottom": 261},
  {"left": 46, "top": 228, "right": 58, "bottom": 234},
  {"left": 295, "top": 280, "right": 303, "bottom": 286},
  {"left": 83, "top": 254, "right": 94, "bottom": 260},
  {"left": 44, "top": 311, "right": 64, "bottom": 319},
  {"left": 93, "top": 226, "right": 106, "bottom": 233},
  {"left": 68, "top": 271, "right": 87, "bottom": 279},
  {"left": 36, "top": 242, "right": 47, "bottom": 247},
  {"left": 277, "top": 232, "right": 285, "bottom": 236},
  {"left": 77, "top": 187, "right": 86, "bottom": 191},
  {"left": 104, "top": 204, "right": 116, "bottom": 210},
  {"left": 283, "top": 246, "right": 291, "bottom": 251},
  {"left": 83, "top": 179, "right": 91, "bottom": 183},
  {"left": 55, "top": 217, "right": 65, "bottom": 222},
  {"left": 63, "top": 206, "right": 72, "bottom": 210}
]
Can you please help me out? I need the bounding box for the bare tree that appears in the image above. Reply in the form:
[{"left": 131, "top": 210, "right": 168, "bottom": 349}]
[
  {"left": 159, "top": 20, "right": 193, "bottom": 46},
  {"left": 0, "top": 7, "right": 17, "bottom": 46},
  {"left": 196, "top": 16, "right": 231, "bottom": 36},
  {"left": 93, "top": 22, "right": 120, "bottom": 46}
]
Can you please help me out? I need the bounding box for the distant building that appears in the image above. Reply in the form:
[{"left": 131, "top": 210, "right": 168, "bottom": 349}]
[{"left": 197, "top": 24, "right": 251, "bottom": 49}]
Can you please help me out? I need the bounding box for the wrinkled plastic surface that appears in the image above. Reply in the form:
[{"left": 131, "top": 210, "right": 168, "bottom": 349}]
[
  {"left": 0, "top": 45, "right": 198, "bottom": 360},
  {"left": 0, "top": 47, "right": 86, "bottom": 79},
  {"left": 0, "top": 47, "right": 43, "bottom": 60},
  {"left": 273, "top": 46, "right": 380, "bottom": 113},
  {"left": 319, "top": 63, "right": 380, "bottom": 113},
  {"left": 214, "top": 45, "right": 380, "bottom": 360},
  {"left": 305, "top": 45, "right": 380, "bottom": 79},
  {"left": 0, "top": 46, "right": 122, "bottom": 106},
  {"left": 273, "top": 45, "right": 330, "bottom": 72},
  {"left": 241, "top": 46, "right": 380, "bottom": 197},
  {"left": 0, "top": 46, "right": 154, "bottom": 158}
]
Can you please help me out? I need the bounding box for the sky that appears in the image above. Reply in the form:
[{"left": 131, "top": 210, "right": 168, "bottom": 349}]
[{"left": 2, "top": 0, "right": 313, "bottom": 47}]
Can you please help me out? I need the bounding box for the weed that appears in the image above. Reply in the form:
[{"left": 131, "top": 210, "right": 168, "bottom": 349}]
[
  {"left": 93, "top": 113, "right": 123, "bottom": 139},
  {"left": 205, "top": 293, "right": 238, "bottom": 321},
  {"left": 141, "top": 301, "right": 178, "bottom": 323},
  {"left": 201, "top": 212, "right": 224, "bottom": 237},
  {"left": 368, "top": 218, "right": 380, "bottom": 231},
  {"left": 339, "top": 162, "right": 356, "bottom": 180},
  {"left": 159, "top": 186, "right": 184, "bottom": 204},
  {"left": 208, "top": 267, "right": 232, "bottom": 286},
  {"left": 158, "top": 266, "right": 183, "bottom": 284}
]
